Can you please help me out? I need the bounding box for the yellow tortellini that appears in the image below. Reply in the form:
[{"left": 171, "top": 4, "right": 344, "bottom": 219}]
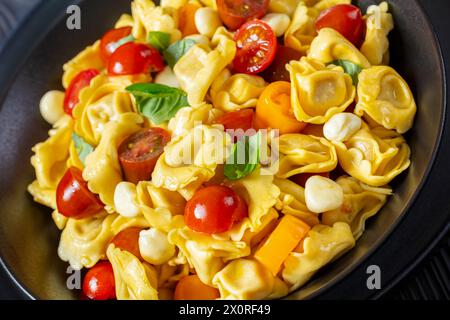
[
  {"left": 212, "top": 259, "right": 288, "bottom": 300},
  {"left": 355, "top": 66, "right": 417, "bottom": 134},
  {"left": 58, "top": 213, "right": 117, "bottom": 270},
  {"left": 107, "top": 245, "right": 159, "bottom": 300},
  {"left": 288, "top": 57, "right": 356, "bottom": 124},
  {"left": 284, "top": 3, "right": 319, "bottom": 54},
  {"left": 168, "top": 103, "right": 222, "bottom": 137},
  {"left": 210, "top": 70, "right": 267, "bottom": 112},
  {"left": 334, "top": 123, "right": 411, "bottom": 187},
  {"left": 27, "top": 180, "right": 56, "bottom": 210},
  {"left": 160, "top": 0, "right": 188, "bottom": 9},
  {"left": 360, "top": 2, "right": 394, "bottom": 66},
  {"left": 282, "top": 222, "right": 355, "bottom": 290},
  {"left": 322, "top": 176, "right": 392, "bottom": 239},
  {"left": 269, "top": 0, "right": 301, "bottom": 17},
  {"left": 275, "top": 133, "right": 338, "bottom": 178},
  {"left": 174, "top": 29, "right": 236, "bottom": 106}
]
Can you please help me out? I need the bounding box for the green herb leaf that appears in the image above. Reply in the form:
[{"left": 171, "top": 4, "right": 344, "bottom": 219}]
[
  {"left": 329, "top": 60, "right": 363, "bottom": 85},
  {"left": 126, "top": 83, "right": 189, "bottom": 124},
  {"left": 163, "top": 38, "right": 196, "bottom": 68},
  {"left": 147, "top": 31, "right": 171, "bottom": 52},
  {"left": 109, "top": 35, "right": 135, "bottom": 53},
  {"left": 72, "top": 133, "right": 94, "bottom": 165},
  {"left": 224, "top": 132, "right": 261, "bottom": 181}
]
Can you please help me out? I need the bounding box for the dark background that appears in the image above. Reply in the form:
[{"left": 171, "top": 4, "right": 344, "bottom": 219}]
[{"left": 0, "top": 0, "right": 448, "bottom": 300}]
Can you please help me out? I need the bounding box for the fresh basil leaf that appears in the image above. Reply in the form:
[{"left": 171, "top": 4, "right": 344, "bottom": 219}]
[
  {"left": 329, "top": 60, "right": 363, "bottom": 85},
  {"left": 163, "top": 39, "right": 196, "bottom": 68},
  {"left": 109, "top": 35, "right": 135, "bottom": 53},
  {"left": 72, "top": 133, "right": 94, "bottom": 165},
  {"left": 126, "top": 83, "right": 189, "bottom": 124},
  {"left": 224, "top": 132, "right": 261, "bottom": 181},
  {"left": 147, "top": 31, "right": 171, "bottom": 52}
]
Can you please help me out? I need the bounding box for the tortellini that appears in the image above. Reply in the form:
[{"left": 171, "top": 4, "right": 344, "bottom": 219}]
[
  {"left": 322, "top": 176, "right": 392, "bottom": 239},
  {"left": 168, "top": 103, "right": 222, "bottom": 137},
  {"left": 284, "top": 3, "right": 319, "bottom": 54},
  {"left": 269, "top": 0, "right": 300, "bottom": 16},
  {"left": 288, "top": 57, "right": 356, "bottom": 124},
  {"left": 334, "top": 123, "right": 411, "bottom": 187},
  {"left": 282, "top": 222, "right": 355, "bottom": 290},
  {"left": 355, "top": 66, "right": 417, "bottom": 134}
]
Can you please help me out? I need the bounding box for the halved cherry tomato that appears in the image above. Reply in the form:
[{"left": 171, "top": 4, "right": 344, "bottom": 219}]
[
  {"left": 100, "top": 27, "right": 132, "bottom": 63},
  {"left": 261, "top": 45, "right": 303, "bottom": 82},
  {"left": 174, "top": 275, "right": 220, "bottom": 300},
  {"left": 82, "top": 261, "right": 116, "bottom": 300},
  {"left": 215, "top": 109, "right": 254, "bottom": 141},
  {"left": 179, "top": 2, "right": 201, "bottom": 36},
  {"left": 110, "top": 227, "right": 143, "bottom": 260},
  {"left": 315, "top": 4, "right": 365, "bottom": 47},
  {"left": 233, "top": 20, "right": 278, "bottom": 75},
  {"left": 255, "top": 81, "right": 306, "bottom": 135},
  {"left": 217, "top": 0, "right": 269, "bottom": 31},
  {"left": 63, "top": 69, "right": 100, "bottom": 116},
  {"left": 290, "top": 172, "right": 330, "bottom": 188},
  {"left": 108, "top": 42, "right": 165, "bottom": 76},
  {"left": 56, "top": 167, "right": 104, "bottom": 219},
  {"left": 118, "top": 128, "right": 171, "bottom": 184},
  {"left": 185, "top": 185, "right": 248, "bottom": 234}
]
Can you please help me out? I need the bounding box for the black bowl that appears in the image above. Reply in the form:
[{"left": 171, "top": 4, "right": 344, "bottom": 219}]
[{"left": 0, "top": 0, "right": 448, "bottom": 300}]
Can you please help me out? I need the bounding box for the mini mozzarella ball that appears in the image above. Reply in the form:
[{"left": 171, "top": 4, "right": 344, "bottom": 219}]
[
  {"left": 139, "top": 228, "right": 175, "bottom": 265},
  {"left": 39, "top": 90, "right": 65, "bottom": 125},
  {"left": 184, "top": 34, "right": 210, "bottom": 46},
  {"left": 114, "top": 182, "right": 140, "bottom": 218},
  {"left": 262, "top": 13, "right": 291, "bottom": 37},
  {"left": 323, "top": 113, "right": 362, "bottom": 142},
  {"left": 195, "top": 7, "right": 222, "bottom": 38},
  {"left": 305, "top": 176, "right": 344, "bottom": 213},
  {"left": 155, "top": 66, "right": 180, "bottom": 88}
]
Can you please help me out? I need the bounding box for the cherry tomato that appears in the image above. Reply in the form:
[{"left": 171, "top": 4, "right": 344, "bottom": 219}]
[
  {"left": 63, "top": 69, "right": 100, "bottom": 116},
  {"left": 290, "top": 172, "right": 330, "bottom": 188},
  {"left": 185, "top": 185, "right": 248, "bottom": 234},
  {"left": 56, "top": 167, "right": 104, "bottom": 219},
  {"left": 82, "top": 261, "right": 116, "bottom": 300},
  {"left": 174, "top": 275, "right": 220, "bottom": 300},
  {"left": 315, "top": 4, "right": 366, "bottom": 47},
  {"left": 110, "top": 227, "right": 143, "bottom": 260},
  {"left": 233, "top": 20, "right": 278, "bottom": 75},
  {"left": 100, "top": 27, "right": 132, "bottom": 63},
  {"left": 217, "top": 0, "right": 269, "bottom": 31},
  {"left": 108, "top": 42, "right": 165, "bottom": 76},
  {"left": 261, "top": 45, "right": 303, "bottom": 82},
  {"left": 215, "top": 109, "right": 254, "bottom": 141},
  {"left": 118, "top": 128, "right": 171, "bottom": 184}
]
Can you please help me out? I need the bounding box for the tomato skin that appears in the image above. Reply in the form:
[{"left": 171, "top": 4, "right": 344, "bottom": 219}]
[
  {"left": 56, "top": 167, "right": 104, "bottom": 219},
  {"left": 82, "top": 261, "right": 116, "bottom": 300},
  {"left": 233, "top": 20, "right": 278, "bottom": 75},
  {"left": 174, "top": 275, "right": 220, "bottom": 300},
  {"left": 110, "top": 227, "right": 143, "bottom": 260},
  {"left": 215, "top": 109, "right": 254, "bottom": 141},
  {"left": 108, "top": 42, "right": 165, "bottom": 76},
  {"left": 315, "top": 4, "right": 365, "bottom": 47},
  {"left": 291, "top": 172, "right": 330, "bottom": 188},
  {"left": 185, "top": 186, "right": 248, "bottom": 234},
  {"left": 118, "top": 128, "right": 171, "bottom": 184},
  {"left": 217, "top": 0, "right": 269, "bottom": 31},
  {"left": 63, "top": 69, "right": 100, "bottom": 116},
  {"left": 261, "top": 45, "right": 303, "bottom": 83},
  {"left": 100, "top": 27, "right": 132, "bottom": 63}
]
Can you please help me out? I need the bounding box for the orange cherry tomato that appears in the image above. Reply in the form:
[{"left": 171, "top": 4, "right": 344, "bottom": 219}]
[
  {"left": 178, "top": 2, "right": 201, "bottom": 36},
  {"left": 110, "top": 227, "right": 144, "bottom": 260},
  {"left": 217, "top": 0, "right": 269, "bottom": 31},
  {"left": 174, "top": 275, "right": 220, "bottom": 300},
  {"left": 255, "top": 81, "right": 306, "bottom": 135},
  {"left": 100, "top": 27, "right": 132, "bottom": 63},
  {"left": 63, "top": 69, "right": 100, "bottom": 116},
  {"left": 82, "top": 261, "right": 116, "bottom": 300},
  {"left": 290, "top": 172, "right": 330, "bottom": 188}
]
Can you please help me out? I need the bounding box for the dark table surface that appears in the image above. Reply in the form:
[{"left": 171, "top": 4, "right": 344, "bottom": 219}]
[{"left": 0, "top": 0, "right": 448, "bottom": 300}]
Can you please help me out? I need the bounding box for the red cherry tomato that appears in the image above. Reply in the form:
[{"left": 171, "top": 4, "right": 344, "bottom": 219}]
[
  {"left": 63, "top": 69, "right": 100, "bottom": 116},
  {"left": 100, "top": 27, "right": 132, "bottom": 63},
  {"left": 217, "top": 0, "right": 269, "bottom": 31},
  {"left": 56, "top": 167, "right": 104, "bottom": 219},
  {"left": 215, "top": 109, "right": 254, "bottom": 141},
  {"left": 108, "top": 42, "right": 165, "bottom": 76},
  {"left": 233, "top": 20, "right": 278, "bottom": 75},
  {"left": 315, "top": 4, "right": 366, "bottom": 47},
  {"left": 110, "top": 227, "right": 143, "bottom": 260},
  {"left": 261, "top": 45, "right": 303, "bottom": 82},
  {"left": 185, "top": 185, "right": 248, "bottom": 234},
  {"left": 82, "top": 261, "right": 116, "bottom": 300},
  {"left": 118, "top": 128, "right": 171, "bottom": 184},
  {"left": 290, "top": 172, "right": 330, "bottom": 188}
]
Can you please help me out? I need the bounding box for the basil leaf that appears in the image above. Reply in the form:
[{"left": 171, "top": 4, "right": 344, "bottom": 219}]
[
  {"left": 147, "top": 31, "right": 171, "bottom": 52},
  {"left": 163, "top": 39, "right": 196, "bottom": 68},
  {"left": 329, "top": 60, "right": 363, "bottom": 85},
  {"left": 224, "top": 132, "right": 261, "bottom": 181},
  {"left": 72, "top": 133, "right": 94, "bottom": 165},
  {"left": 109, "top": 35, "right": 135, "bottom": 53},
  {"left": 126, "top": 83, "right": 189, "bottom": 124}
]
